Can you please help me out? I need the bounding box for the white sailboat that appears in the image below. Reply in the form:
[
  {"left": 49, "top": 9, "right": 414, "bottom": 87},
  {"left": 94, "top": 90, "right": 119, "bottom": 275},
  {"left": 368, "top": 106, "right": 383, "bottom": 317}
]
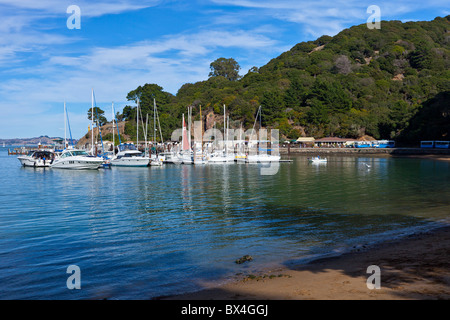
[
  {"left": 51, "top": 102, "right": 103, "bottom": 170},
  {"left": 193, "top": 105, "right": 208, "bottom": 165},
  {"left": 179, "top": 108, "right": 193, "bottom": 164},
  {"left": 111, "top": 98, "right": 150, "bottom": 167},
  {"left": 150, "top": 99, "right": 164, "bottom": 166},
  {"left": 246, "top": 106, "right": 280, "bottom": 163},
  {"left": 208, "top": 105, "right": 234, "bottom": 163}
]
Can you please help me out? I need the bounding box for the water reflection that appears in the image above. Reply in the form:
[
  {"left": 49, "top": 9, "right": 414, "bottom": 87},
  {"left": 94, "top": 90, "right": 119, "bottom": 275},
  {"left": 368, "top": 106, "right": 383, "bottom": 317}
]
[{"left": 0, "top": 152, "right": 449, "bottom": 299}]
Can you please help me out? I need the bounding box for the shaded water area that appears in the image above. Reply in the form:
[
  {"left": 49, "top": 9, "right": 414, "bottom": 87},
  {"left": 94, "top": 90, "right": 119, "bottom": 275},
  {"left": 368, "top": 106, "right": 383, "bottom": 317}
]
[{"left": 0, "top": 147, "right": 449, "bottom": 299}]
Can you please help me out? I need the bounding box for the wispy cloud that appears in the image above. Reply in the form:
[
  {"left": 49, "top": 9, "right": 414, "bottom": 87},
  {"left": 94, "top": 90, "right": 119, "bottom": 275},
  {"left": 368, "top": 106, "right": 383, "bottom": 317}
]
[
  {"left": 209, "top": 0, "right": 447, "bottom": 37},
  {"left": 0, "top": 24, "right": 280, "bottom": 138},
  {"left": 0, "top": 0, "right": 161, "bottom": 17}
]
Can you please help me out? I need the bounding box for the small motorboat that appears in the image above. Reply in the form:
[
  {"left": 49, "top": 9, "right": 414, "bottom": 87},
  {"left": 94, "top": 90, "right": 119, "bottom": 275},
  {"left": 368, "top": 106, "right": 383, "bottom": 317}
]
[
  {"left": 110, "top": 143, "right": 150, "bottom": 167},
  {"left": 309, "top": 156, "right": 327, "bottom": 164},
  {"left": 18, "top": 150, "right": 56, "bottom": 167}
]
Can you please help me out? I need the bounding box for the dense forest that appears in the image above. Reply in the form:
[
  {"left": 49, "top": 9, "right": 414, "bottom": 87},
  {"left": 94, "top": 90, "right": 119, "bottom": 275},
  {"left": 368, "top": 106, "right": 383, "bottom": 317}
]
[{"left": 113, "top": 16, "right": 449, "bottom": 146}]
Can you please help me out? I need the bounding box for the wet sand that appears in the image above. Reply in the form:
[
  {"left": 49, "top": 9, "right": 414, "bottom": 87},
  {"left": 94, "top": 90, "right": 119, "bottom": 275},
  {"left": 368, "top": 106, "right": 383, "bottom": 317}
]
[{"left": 165, "top": 226, "right": 450, "bottom": 300}]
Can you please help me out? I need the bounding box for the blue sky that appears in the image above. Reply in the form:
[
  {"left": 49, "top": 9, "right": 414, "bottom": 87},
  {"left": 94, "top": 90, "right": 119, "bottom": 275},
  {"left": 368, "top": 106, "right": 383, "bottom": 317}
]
[{"left": 0, "top": 0, "right": 448, "bottom": 139}]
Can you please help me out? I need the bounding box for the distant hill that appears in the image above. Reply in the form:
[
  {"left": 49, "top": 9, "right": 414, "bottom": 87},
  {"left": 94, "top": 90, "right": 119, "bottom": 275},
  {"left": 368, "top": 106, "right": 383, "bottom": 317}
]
[
  {"left": 76, "top": 121, "right": 128, "bottom": 148},
  {"left": 0, "top": 136, "right": 72, "bottom": 146},
  {"left": 112, "top": 16, "right": 450, "bottom": 146}
]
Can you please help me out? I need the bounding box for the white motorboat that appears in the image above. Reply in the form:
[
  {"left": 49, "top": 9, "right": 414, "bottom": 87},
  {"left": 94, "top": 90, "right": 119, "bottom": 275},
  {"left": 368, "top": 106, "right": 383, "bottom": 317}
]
[
  {"left": 309, "top": 156, "right": 327, "bottom": 163},
  {"left": 247, "top": 154, "right": 281, "bottom": 163},
  {"left": 51, "top": 148, "right": 104, "bottom": 170},
  {"left": 110, "top": 143, "right": 150, "bottom": 167},
  {"left": 18, "top": 150, "right": 56, "bottom": 167},
  {"left": 208, "top": 151, "right": 235, "bottom": 163}
]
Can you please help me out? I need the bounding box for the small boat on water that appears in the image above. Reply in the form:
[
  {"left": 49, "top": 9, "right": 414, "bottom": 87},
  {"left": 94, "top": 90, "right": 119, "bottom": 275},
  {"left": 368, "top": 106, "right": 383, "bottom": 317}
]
[
  {"left": 110, "top": 143, "right": 150, "bottom": 167},
  {"left": 247, "top": 154, "right": 281, "bottom": 163},
  {"left": 159, "top": 151, "right": 175, "bottom": 164},
  {"left": 51, "top": 148, "right": 104, "bottom": 170},
  {"left": 18, "top": 150, "right": 56, "bottom": 167},
  {"left": 208, "top": 151, "right": 235, "bottom": 163},
  {"left": 150, "top": 154, "right": 165, "bottom": 166},
  {"left": 309, "top": 156, "right": 327, "bottom": 163}
]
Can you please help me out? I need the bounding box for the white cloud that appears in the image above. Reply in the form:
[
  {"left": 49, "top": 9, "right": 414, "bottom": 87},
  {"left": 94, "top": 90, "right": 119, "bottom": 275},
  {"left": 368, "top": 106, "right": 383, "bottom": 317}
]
[
  {"left": 0, "top": 0, "right": 161, "bottom": 17},
  {"left": 0, "top": 25, "right": 281, "bottom": 138},
  {"left": 209, "top": 0, "right": 447, "bottom": 37}
]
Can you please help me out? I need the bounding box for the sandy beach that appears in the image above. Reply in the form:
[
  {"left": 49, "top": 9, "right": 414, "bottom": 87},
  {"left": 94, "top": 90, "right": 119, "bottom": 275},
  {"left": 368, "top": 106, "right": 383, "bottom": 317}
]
[{"left": 165, "top": 225, "right": 450, "bottom": 300}]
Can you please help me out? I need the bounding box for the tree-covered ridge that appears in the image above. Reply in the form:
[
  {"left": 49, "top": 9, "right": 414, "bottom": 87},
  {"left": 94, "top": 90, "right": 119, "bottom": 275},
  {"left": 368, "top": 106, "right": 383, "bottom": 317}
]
[{"left": 121, "top": 16, "right": 449, "bottom": 145}]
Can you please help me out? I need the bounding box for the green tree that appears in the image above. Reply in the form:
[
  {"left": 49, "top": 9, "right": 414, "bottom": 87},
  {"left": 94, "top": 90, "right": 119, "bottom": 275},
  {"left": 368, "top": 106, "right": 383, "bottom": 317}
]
[
  {"left": 261, "top": 90, "right": 284, "bottom": 125},
  {"left": 209, "top": 57, "right": 241, "bottom": 81},
  {"left": 87, "top": 107, "right": 107, "bottom": 126}
]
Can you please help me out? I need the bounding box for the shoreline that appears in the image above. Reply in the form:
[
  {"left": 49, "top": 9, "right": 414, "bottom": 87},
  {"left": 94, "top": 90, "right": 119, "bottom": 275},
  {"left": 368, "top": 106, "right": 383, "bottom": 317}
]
[
  {"left": 279, "top": 147, "right": 450, "bottom": 162},
  {"left": 280, "top": 147, "right": 450, "bottom": 155},
  {"left": 162, "top": 224, "right": 450, "bottom": 300}
]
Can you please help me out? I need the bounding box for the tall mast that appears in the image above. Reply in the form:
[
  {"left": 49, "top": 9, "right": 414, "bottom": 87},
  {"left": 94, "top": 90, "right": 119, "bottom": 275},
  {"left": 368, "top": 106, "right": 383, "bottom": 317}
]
[
  {"left": 112, "top": 102, "right": 115, "bottom": 155},
  {"left": 200, "top": 105, "right": 203, "bottom": 154},
  {"left": 145, "top": 113, "right": 149, "bottom": 157},
  {"left": 188, "top": 106, "right": 192, "bottom": 148},
  {"left": 182, "top": 113, "right": 185, "bottom": 151},
  {"left": 136, "top": 98, "right": 139, "bottom": 146},
  {"left": 223, "top": 104, "right": 226, "bottom": 155},
  {"left": 154, "top": 99, "right": 156, "bottom": 144},
  {"left": 91, "top": 88, "right": 94, "bottom": 155},
  {"left": 64, "top": 100, "right": 67, "bottom": 149}
]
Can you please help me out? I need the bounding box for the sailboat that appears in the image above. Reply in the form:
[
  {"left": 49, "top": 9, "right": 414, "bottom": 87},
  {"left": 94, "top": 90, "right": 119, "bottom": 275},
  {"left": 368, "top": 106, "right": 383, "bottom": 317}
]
[
  {"left": 193, "top": 105, "right": 208, "bottom": 165},
  {"left": 208, "top": 105, "right": 234, "bottom": 163},
  {"left": 180, "top": 110, "right": 193, "bottom": 164},
  {"left": 91, "top": 91, "right": 111, "bottom": 168},
  {"left": 51, "top": 102, "right": 103, "bottom": 170},
  {"left": 246, "top": 106, "right": 280, "bottom": 163},
  {"left": 150, "top": 99, "right": 164, "bottom": 166},
  {"left": 234, "top": 123, "right": 247, "bottom": 162},
  {"left": 110, "top": 98, "right": 150, "bottom": 167}
]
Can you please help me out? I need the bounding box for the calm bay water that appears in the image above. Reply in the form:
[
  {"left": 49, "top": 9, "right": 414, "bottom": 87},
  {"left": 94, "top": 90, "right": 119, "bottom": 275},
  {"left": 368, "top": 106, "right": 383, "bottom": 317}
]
[{"left": 0, "top": 147, "right": 449, "bottom": 299}]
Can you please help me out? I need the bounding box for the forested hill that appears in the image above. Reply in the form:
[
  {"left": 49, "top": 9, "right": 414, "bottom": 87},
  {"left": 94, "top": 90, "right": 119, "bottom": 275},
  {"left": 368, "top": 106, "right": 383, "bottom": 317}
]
[{"left": 119, "top": 16, "right": 449, "bottom": 146}]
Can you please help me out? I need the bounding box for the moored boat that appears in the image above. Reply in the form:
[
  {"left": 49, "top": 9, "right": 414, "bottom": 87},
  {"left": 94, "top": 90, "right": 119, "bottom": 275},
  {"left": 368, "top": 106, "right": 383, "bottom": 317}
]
[
  {"left": 308, "top": 156, "right": 327, "bottom": 164},
  {"left": 18, "top": 150, "right": 56, "bottom": 167},
  {"left": 110, "top": 143, "right": 150, "bottom": 167},
  {"left": 50, "top": 148, "right": 104, "bottom": 170}
]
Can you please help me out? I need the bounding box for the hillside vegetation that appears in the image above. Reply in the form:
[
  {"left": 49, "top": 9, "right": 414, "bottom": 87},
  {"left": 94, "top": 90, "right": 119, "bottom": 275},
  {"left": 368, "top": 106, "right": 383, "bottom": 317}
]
[{"left": 118, "top": 16, "right": 450, "bottom": 146}]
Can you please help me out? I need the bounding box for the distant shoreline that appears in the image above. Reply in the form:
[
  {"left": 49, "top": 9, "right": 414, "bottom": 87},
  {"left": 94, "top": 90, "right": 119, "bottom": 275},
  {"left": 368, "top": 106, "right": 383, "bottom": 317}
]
[{"left": 280, "top": 147, "right": 450, "bottom": 159}]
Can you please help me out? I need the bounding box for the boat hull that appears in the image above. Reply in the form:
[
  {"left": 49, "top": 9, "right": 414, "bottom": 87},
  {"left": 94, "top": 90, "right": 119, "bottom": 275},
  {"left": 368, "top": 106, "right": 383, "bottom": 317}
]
[
  {"left": 51, "top": 160, "right": 102, "bottom": 170},
  {"left": 18, "top": 157, "right": 51, "bottom": 167},
  {"left": 247, "top": 155, "right": 281, "bottom": 163},
  {"left": 110, "top": 158, "right": 150, "bottom": 167}
]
